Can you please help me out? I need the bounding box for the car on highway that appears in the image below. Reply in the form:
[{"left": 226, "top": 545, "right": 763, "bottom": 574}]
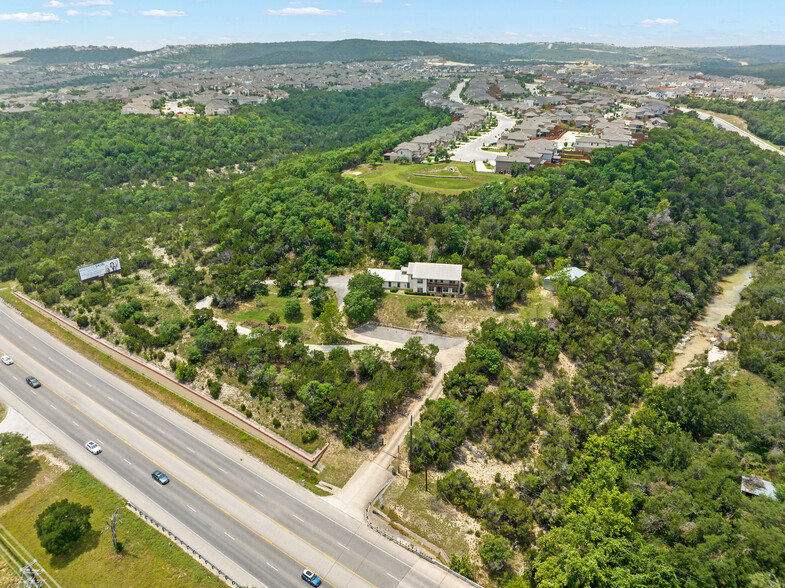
[
  {"left": 0, "top": 355, "right": 13, "bottom": 366},
  {"left": 151, "top": 470, "right": 170, "bottom": 485},
  {"left": 85, "top": 441, "right": 102, "bottom": 455},
  {"left": 25, "top": 376, "right": 41, "bottom": 388},
  {"left": 301, "top": 569, "right": 322, "bottom": 586}
]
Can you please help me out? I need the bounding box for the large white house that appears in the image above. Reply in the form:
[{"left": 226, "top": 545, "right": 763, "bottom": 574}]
[{"left": 369, "top": 262, "right": 463, "bottom": 295}]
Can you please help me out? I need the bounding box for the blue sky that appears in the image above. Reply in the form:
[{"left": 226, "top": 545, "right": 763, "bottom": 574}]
[{"left": 1, "top": 0, "right": 784, "bottom": 54}]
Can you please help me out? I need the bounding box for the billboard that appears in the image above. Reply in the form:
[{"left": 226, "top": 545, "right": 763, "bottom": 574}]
[{"left": 77, "top": 258, "right": 121, "bottom": 282}]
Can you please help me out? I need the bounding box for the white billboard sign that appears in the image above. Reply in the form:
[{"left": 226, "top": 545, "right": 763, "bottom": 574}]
[{"left": 77, "top": 258, "right": 121, "bottom": 282}]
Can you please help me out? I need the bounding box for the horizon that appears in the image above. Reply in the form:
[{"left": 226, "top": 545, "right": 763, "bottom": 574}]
[{"left": 1, "top": 0, "right": 783, "bottom": 55}]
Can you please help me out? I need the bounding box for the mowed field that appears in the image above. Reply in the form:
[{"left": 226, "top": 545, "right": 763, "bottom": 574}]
[
  {"left": 0, "top": 454, "right": 225, "bottom": 587},
  {"left": 344, "top": 161, "right": 501, "bottom": 195}
]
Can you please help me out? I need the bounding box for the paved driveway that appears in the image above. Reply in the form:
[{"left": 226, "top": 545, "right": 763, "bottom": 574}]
[
  {"left": 326, "top": 274, "right": 352, "bottom": 308},
  {"left": 352, "top": 324, "right": 464, "bottom": 350}
]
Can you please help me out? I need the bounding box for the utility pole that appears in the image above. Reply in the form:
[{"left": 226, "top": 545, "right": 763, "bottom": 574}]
[
  {"left": 408, "top": 415, "right": 414, "bottom": 476},
  {"left": 20, "top": 560, "right": 45, "bottom": 588}
]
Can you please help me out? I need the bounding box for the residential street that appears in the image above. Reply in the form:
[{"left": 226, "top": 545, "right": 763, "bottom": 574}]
[{"left": 448, "top": 80, "right": 516, "bottom": 167}]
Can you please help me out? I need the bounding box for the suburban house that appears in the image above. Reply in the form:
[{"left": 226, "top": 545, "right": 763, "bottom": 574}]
[
  {"left": 543, "top": 267, "right": 587, "bottom": 292},
  {"left": 368, "top": 262, "right": 463, "bottom": 295}
]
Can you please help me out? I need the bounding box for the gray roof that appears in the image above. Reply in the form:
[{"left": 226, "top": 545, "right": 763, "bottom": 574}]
[
  {"left": 545, "top": 267, "right": 587, "bottom": 282},
  {"left": 406, "top": 262, "right": 462, "bottom": 282},
  {"left": 741, "top": 475, "right": 778, "bottom": 499}
]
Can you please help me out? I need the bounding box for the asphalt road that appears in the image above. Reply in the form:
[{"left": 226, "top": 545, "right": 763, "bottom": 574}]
[
  {"left": 679, "top": 107, "right": 785, "bottom": 156},
  {"left": 0, "top": 300, "right": 467, "bottom": 588}
]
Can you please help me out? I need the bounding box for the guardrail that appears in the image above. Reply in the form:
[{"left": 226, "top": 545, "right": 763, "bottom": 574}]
[
  {"left": 126, "top": 502, "right": 241, "bottom": 588},
  {"left": 364, "top": 476, "right": 483, "bottom": 588},
  {"left": 13, "top": 291, "right": 328, "bottom": 467}
]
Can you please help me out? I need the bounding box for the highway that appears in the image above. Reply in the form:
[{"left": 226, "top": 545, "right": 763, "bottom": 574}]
[{"left": 0, "top": 300, "right": 466, "bottom": 587}]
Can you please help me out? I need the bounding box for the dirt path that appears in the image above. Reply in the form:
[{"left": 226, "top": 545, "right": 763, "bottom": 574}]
[{"left": 658, "top": 265, "right": 754, "bottom": 386}]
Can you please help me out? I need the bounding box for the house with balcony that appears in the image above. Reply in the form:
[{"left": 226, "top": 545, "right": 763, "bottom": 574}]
[{"left": 368, "top": 262, "right": 463, "bottom": 295}]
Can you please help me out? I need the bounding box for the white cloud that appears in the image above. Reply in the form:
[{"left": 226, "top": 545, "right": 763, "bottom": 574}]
[
  {"left": 504, "top": 31, "right": 519, "bottom": 37},
  {"left": 43, "top": 1, "right": 66, "bottom": 7},
  {"left": 140, "top": 9, "right": 187, "bottom": 17},
  {"left": 0, "top": 12, "right": 60, "bottom": 22},
  {"left": 362, "top": 0, "right": 383, "bottom": 3},
  {"left": 68, "top": 9, "right": 110, "bottom": 16},
  {"left": 640, "top": 18, "right": 678, "bottom": 27},
  {"left": 71, "top": 0, "right": 112, "bottom": 5},
  {"left": 264, "top": 7, "right": 343, "bottom": 15}
]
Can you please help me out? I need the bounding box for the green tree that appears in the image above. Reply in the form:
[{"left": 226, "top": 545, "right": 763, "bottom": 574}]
[
  {"left": 316, "top": 301, "right": 346, "bottom": 344},
  {"left": 35, "top": 499, "right": 93, "bottom": 556},
  {"left": 479, "top": 534, "right": 513, "bottom": 577},
  {"left": 0, "top": 433, "right": 33, "bottom": 488},
  {"left": 347, "top": 272, "right": 385, "bottom": 299},
  {"left": 283, "top": 299, "right": 303, "bottom": 322},
  {"left": 343, "top": 290, "right": 377, "bottom": 324}
]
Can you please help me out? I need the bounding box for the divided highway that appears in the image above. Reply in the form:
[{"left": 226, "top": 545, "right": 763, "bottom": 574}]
[{"left": 0, "top": 301, "right": 466, "bottom": 587}]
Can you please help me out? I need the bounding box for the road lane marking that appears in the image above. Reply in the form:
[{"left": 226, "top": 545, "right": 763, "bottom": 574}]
[
  {"left": 386, "top": 573, "right": 399, "bottom": 581},
  {"left": 65, "top": 369, "right": 72, "bottom": 374},
  {"left": 11, "top": 376, "right": 17, "bottom": 381},
  {"left": 265, "top": 563, "right": 278, "bottom": 572},
  {"left": 217, "top": 466, "right": 228, "bottom": 474},
  {"left": 48, "top": 356, "right": 53, "bottom": 361},
  {"left": 50, "top": 404, "right": 56, "bottom": 410},
  {"left": 123, "top": 458, "right": 132, "bottom": 465},
  {"left": 292, "top": 515, "right": 304, "bottom": 523},
  {"left": 130, "top": 411, "right": 139, "bottom": 417},
  {"left": 72, "top": 421, "right": 79, "bottom": 427},
  {"left": 186, "top": 446, "right": 195, "bottom": 453},
  {"left": 32, "top": 346, "right": 37, "bottom": 350},
  {"left": 0, "top": 321, "right": 380, "bottom": 588},
  {"left": 337, "top": 542, "right": 347, "bottom": 550},
  {"left": 106, "top": 395, "right": 115, "bottom": 402},
  {"left": 224, "top": 532, "right": 235, "bottom": 541},
  {"left": 254, "top": 490, "right": 265, "bottom": 498},
  {"left": 187, "top": 505, "right": 197, "bottom": 513}
]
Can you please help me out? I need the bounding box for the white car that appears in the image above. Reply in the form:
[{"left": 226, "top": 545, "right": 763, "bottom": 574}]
[
  {"left": 85, "top": 440, "right": 102, "bottom": 455},
  {"left": 0, "top": 356, "right": 13, "bottom": 366}
]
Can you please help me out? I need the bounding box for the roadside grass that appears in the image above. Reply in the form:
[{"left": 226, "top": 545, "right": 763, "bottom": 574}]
[
  {"left": 0, "top": 461, "right": 225, "bottom": 587},
  {"left": 318, "top": 444, "right": 372, "bottom": 488},
  {"left": 0, "top": 286, "right": 327, "bottom": 494},
  {"left": 374, "top": 288, "right": 557, "bottom": 337},
  {"left": 383, "top": 473, "right": 471, "bottom": 558},
  {"left": 345, "top": 162, "right": 497, "bottom": 195}
]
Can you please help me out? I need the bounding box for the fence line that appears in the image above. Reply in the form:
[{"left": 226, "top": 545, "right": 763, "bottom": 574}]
[
  {"left": 364, "top": 477, "right": 483, "bottom": 588},
  {"left": 126, "top": 502, "right": 241, "bottom": 588}
]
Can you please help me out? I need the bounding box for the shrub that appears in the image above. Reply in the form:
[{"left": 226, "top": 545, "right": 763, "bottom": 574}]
[
  {"left": 389, "top": 286, "right": 399, "bottom": 293},
  {"left": 283, "top": 299, "right": 303, "bottom": 322},
  {"left": 266, "top": 312, "right": 280, "bottom": 326},
  {"left": 301, "top": 429, "right": 319, "bottom": 444},
  {"left": 35, "top": 500, "right": 93, "bottom": 556},
  {"left": 272, "top": 417, "right": 282, "bottom": 428}
]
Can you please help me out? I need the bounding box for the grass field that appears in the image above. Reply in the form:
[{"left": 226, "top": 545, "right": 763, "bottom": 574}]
[
  {"left": 0, "top": 457, "right": 225, "bottom": 587},
  {"left": 216, "top": 286, "right": 322, "bottom": 343},
  {"left": 345, "top": 161, "right": 501, "bottom": 195},
  {"left": 374, "top": 289, "right": 558, "bottom": 337}
]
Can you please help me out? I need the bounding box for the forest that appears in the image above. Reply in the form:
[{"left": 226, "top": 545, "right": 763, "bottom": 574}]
[
  {"left": 675, "top": 96, "right": 785, "bottom": 146},
  {"left": 2, "top": 79, "right": 785, "bottom": 586}
]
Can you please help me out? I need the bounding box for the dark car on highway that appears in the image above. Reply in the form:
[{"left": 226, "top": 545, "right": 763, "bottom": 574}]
[
  {"left": 151, "top": 470, "right": 170, "bottom": 485},
  {"left": 25, "top": 376, "right": 41, "bottom": 388}
]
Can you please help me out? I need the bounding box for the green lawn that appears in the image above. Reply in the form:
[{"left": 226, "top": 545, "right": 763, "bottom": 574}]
[
  {"left": 0, "top": 461, "right": 225, "bottom": 587},
  {"left": 345, "top": 161, "right": 500, "bottom": 195},
  {"left": 216, "top": 286, "right": 322, "bottom": 343},
  {"left": 374, "top": 289, "right": 557, "bottom": 337}
]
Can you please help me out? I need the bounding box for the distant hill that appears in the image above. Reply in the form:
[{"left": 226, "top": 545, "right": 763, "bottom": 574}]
[
  {"left": 0, "top": 46, "right": 142, "bottom": 66},
  {"left": 4, "top": 41, "right": 785, "bottom": 82}
]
